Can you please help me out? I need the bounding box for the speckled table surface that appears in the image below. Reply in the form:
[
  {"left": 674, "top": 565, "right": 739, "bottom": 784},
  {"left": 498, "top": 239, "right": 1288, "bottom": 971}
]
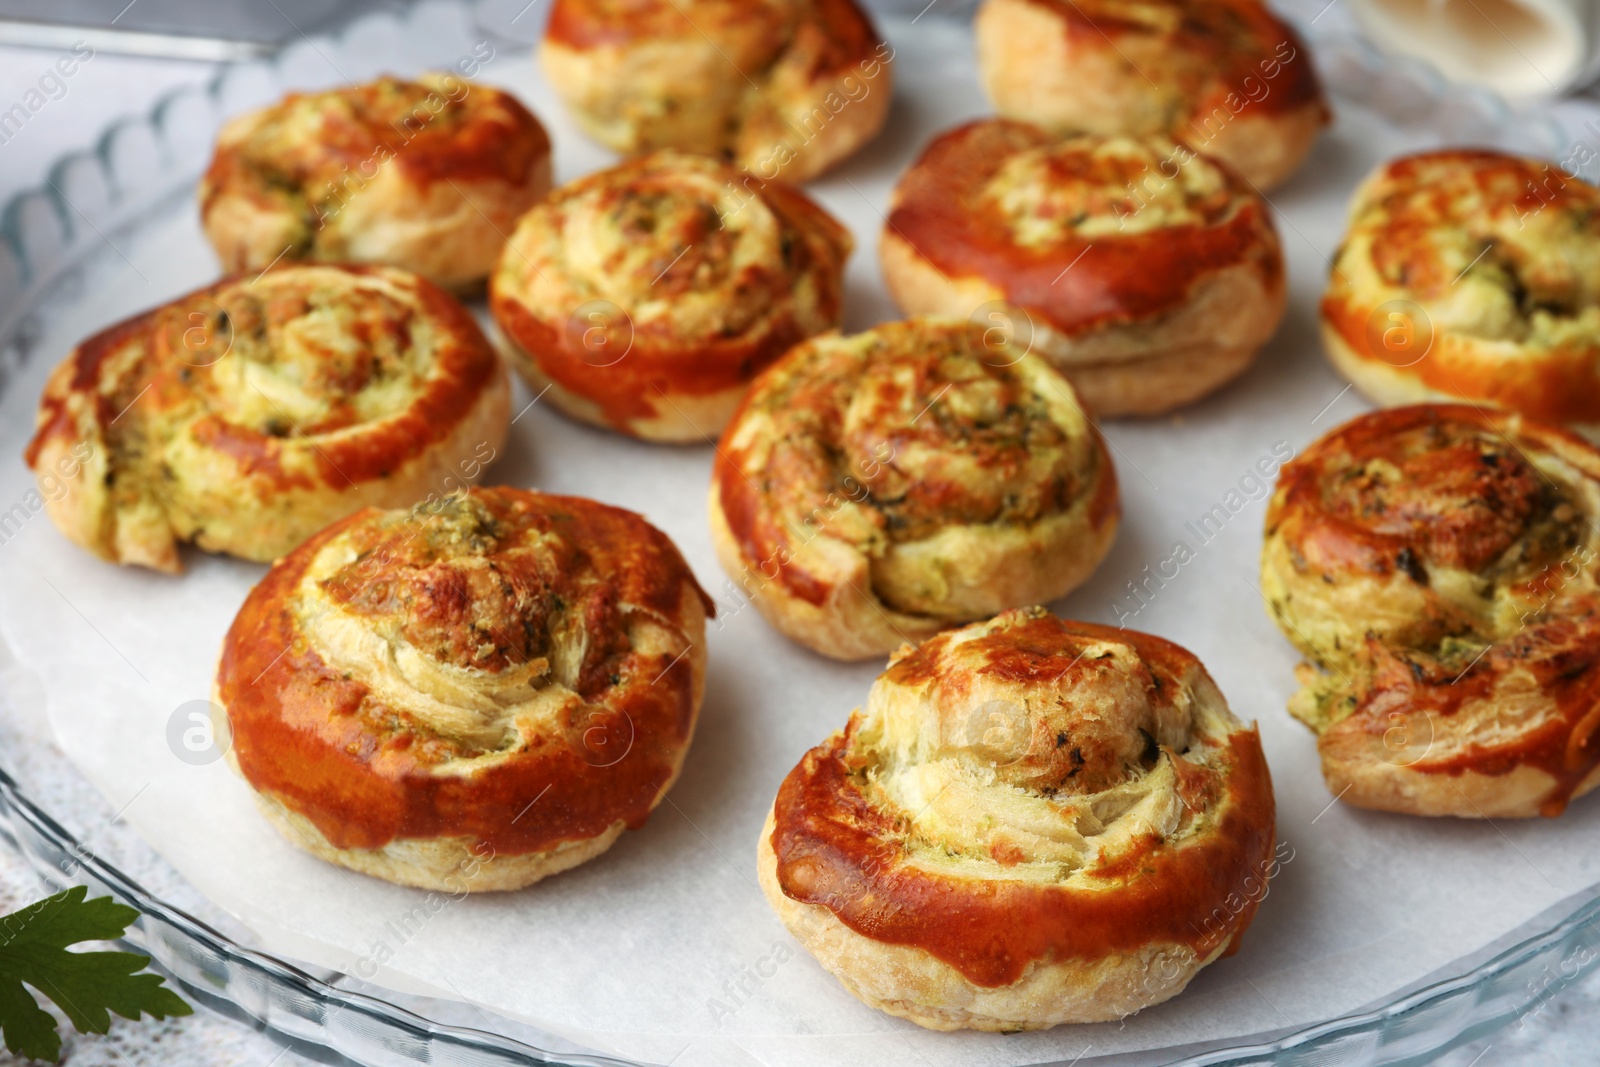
[{"left": 0, "top": 18, "right": 1596, "bottom": 1067}]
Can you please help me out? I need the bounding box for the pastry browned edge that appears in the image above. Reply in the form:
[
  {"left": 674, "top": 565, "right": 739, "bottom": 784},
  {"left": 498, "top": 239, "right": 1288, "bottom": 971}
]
[
  {"left": 201, "top": 74, "right": 551, "bottom": 291},
  {"left": 1321, "top": 148, "right": 1600, "bottom": 438},
  {"left": 540, "top": 0, "right": 892, "bottom": 183},
  {"left": 25, "top": 264, "right": 509, "bottom": 573},
  {"left": 975, "top": 0, "right": 1329, "bottom": 190},
  {"left": 759, "top": 607, "right": 1278, "bottom": 1030},
  {"left": 214, "top": 486, "right": 712, "bottom": 891},
  {"left": 490, "top": 150, "right": 852, "bottom": 442},
  {"left": 710, "top": 318, "right": 1119, "bottom": 660},
  {"left": 1262, "top": 403, "right": 1600, "bottom": 817},
  {"left": 883, "top": 119, "right": 1286, "bottom": 416}
]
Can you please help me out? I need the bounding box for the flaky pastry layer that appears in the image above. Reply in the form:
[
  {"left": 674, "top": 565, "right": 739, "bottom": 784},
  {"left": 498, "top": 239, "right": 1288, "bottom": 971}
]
[
  {"left": 883, "top": 120, "right": 1286, "bottom": 415},
  {"left": 200, "top": 74, "right": 551, "bottom": 290},
  {"left": 1322, "top": 149, "right": 1600, "bottom": 434},
  {"left": 490, "top": 151, "right": 851, "bottom": 441},
  {"left": 974, "top": 0, "right": 1329, "bottom": 190},
  {"left": 760, "top": 608, "right": 1277, "bottom": 1030},
  {"left": 541, "top": 0, "right": 892, "bottom": 182},
  {"left": 710, "top": 319, "right": 1119, "bottom": 659},
  {"left": 26, "top": 264, "right": 509, "bottom": 572},
  {"left": 214, "top": 486, "right": 712, "bottom": 891},
  {"left": 1262, "top": 403, "right": 1600, "bottom": 817}
]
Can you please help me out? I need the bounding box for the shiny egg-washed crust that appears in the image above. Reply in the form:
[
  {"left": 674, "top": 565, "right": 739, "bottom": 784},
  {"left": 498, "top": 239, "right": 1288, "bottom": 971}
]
[
  {"left": 1322, "top": 150, "right": 1600, "bottom": 435},
  {"left": 214, "top": 487, "right": 712, "bottom": 892},
  {"left": 975, "top": 0, "right": 1328, "bottom": 190},
  {"left": 540, "top": 0, "right": 891, "bottom": 183},
  {"left": 489, "top": 151, "right": 852, "bottom": 442},
  {"left": 200, "top": 74, "right": 552, "bottom": 291},
  {"left": 759, "top": 608, "right": 1277, "bottom": 1031},
  {"left": 25, "top": 265, "right": 510, "bottom": 574},
  {"left": 1262, "top": 404, "right": 1600, "bottom": 818},
  {"left": 883, "top": 120, "right": 1286, "bottom": 416},
  {"left": 709, "top": 319, "right": 1119, "bottom": 660}
]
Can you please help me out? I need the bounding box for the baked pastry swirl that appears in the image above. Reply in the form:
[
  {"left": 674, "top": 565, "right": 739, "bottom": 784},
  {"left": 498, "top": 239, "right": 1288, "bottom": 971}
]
[
  {"left": 490, "top": 151, "right": 852, "bottom": 441},
  {"left": 884, "top": 120, "right": 1286, "bottom": 416},
  {"left": 540, "top": 0, "right": 892, "bottom": 183},
  {"left": 975, "top": 0, "right": 1329, "bottom": 190},
  {"left": 759, "top": 607, "right": 1277, "bottom": 1030},
  {"left": 214, "top": 486, "right": 711, "bottom": 891},
  {"left": 709, "top": 319, "right": 1119, "bottom": 660},
  {"left": 1322, "top": 149, "right": 1600, "bottom": 436},
  {"left": 200, "top": 74, "right": 552, "bottom": 291},
  {"left": 25, "top": 265, "right": 509, "bottom": 573},
  {"left": 1261, "top": 403, "right": 1600, "bottom": 818}
]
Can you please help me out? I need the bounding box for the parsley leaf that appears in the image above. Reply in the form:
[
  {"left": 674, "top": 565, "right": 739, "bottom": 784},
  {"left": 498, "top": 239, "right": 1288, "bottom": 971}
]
[{"left": 0, "top": 886, "right": 191, "bottom": 1062}]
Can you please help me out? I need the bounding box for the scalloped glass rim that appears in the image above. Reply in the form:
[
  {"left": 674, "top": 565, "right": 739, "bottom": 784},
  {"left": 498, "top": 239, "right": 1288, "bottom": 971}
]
[{"left": 0, "top": 3, "right": 1594, "bottom": 1065}]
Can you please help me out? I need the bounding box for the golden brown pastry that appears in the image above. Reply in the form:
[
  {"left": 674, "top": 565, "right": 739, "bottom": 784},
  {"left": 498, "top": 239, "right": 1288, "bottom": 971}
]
[
  {"left": 709, "top": 319, "right": 1119, "bottom": 660},
  {"left": 540, "top": 0, "right": 892, "bottom": 183},
  {"left": 24, "top": 264, "right": 509, "bottom": 573},
  {"left": 1322, "top": 149, "right": 1600, "bottom": 437},
  {"left": 200, "top": 74, "right": 551, "bottom": 291},
  {"left": 975, "top": 0, "right": 1329, "bottom": 190},
  {"left": 759, "top": 607, "right": 1278, "bottom": 1031},
  {"left": 489, "top": 151, "right": 852, "bottom": 442},
  {"left": 883, "top": 120, "right": 1286, "bottom": 416},
  {"left": 1261, "top": 403, "right": 1600, "bottom": 818},
  {"left": 214, "top": 486, "right": 711, "bottom": 891}
]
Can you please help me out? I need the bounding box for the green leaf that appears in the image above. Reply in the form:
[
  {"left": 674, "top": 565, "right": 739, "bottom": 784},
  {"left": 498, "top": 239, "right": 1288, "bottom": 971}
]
[
  {"left": 0, "top": 887, "right": 139, "bottom": 950},
  {"left": 0, "top": 975, "right": 60, "bottom": 1062},
  {"left": 0, "top": 887, "right": 192, "bottom": 1062}
]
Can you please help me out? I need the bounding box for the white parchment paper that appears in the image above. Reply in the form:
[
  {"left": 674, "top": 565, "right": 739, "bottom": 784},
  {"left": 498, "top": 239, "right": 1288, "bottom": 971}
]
[{"left": 3, "top": 14, "right": 1600, "bottom": 1067}]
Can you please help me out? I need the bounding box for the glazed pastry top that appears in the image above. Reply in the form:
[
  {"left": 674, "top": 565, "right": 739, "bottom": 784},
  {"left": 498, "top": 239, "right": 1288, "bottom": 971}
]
[
  {"left": 1263, "top": 405, "right": 1600, "bottom": 814},
  {"left": 1015, "top": 0, "right": 1324, "bottom": 123},
  {"left": 888, "top": 121, "right": 1282, "bottom": 334},
  {"left": 217, "top": 487, "right": 713, "bottom": 854},
  {"left": 202, "top": 74, "right": 548, "bottom": 255},
  {"left": 25, "top": 265, "right": 503, "bottom": 569},
  {"left": 1324, "top": 150, "right": 1600, "bottom": 423},
  {"left": 547, "top": 0, "right": 878, "bottom": 62},
  {"left": 715, "top": 319, "right": 1117, "bottom": 616},
  {"left": 770, "top": 608, "right": 1275, "bottom": 986},
  {"left": 543, "top": 0, "right": 889, "bottom": 181},
  {"left": 491, "top": 151, "right": 851, "bottom": 423}
]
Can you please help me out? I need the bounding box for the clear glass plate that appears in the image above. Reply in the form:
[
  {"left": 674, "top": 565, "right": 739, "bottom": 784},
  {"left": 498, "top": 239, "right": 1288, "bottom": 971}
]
[{"left": 2, "top": 3, "right": 1599, "bottom": 1065}]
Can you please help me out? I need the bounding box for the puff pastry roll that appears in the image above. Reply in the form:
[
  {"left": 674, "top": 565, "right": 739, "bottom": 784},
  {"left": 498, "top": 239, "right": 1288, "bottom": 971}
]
[
  {"left": 974, "top": 0, "right": 1328, "bottom": 190},
  {"left": 1322, "top": 149, "right": 1600, "bottom": 437},
  {"left": 490, "top": 151, "right": 852, "bottom": 442},
  {"left": 215, "top": 486, "right": 711, "bottom": 891},
  {"left": 1262, "top": 403, "right": 1600, "bottom": 818},
  {"left": 540, "top": 0, "right": 892, "bottom": 183},
  {"left": 884, "top": 120, "right": 1286, "bottom": 416},
  {"left": 710, "top": 319, "right": 1119, "bottom": 660},
  {"left": 201, "top": 75, "right": 551, "bottom": 291},
  {"left": 25, "top": 265, "right": 509, "bottom": 573},
  {"left": 759, "top": 607, "right": 1278, "bottom": 1030}
]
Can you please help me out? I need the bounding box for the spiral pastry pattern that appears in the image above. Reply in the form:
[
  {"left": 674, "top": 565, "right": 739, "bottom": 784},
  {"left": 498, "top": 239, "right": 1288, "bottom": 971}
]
[
  {"left": 201, "top": 74, "right": 551, "bottom": 291},
  {"left": 884, "top": 119, "right": 1286, "bottom": 416},
  {"left": 1262, "top": 403, "right": 1600, "bottom": 817},
  {"left": 490, "top": 151, "right": 852, "bottom": 441},
  {"left": 25, "top": 264, "right": 510, "bottom": 573},
  {"left": 709, "top": 319, "right": 1119, "bottom": 660},
  {"left": 541, "top": 0, "right": 892, "bottom": 182},
  {"left": 974, "top": 0, "right": 1328, "bottom": 190},
  {"left": 214, "top": 486, "right": 712, "bottom": 891},
  {"left": 759, "top": 607, "right": 1277, "bottom": 1030},
  {"left": 1321, "top": 149, "right": 1600, "bottom": 436}
]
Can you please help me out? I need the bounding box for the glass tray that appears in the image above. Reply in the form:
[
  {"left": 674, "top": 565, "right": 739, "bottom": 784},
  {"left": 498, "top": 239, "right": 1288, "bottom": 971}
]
[{"left": 3, "top": 2, "right": 1600, "bottom": 1065}]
